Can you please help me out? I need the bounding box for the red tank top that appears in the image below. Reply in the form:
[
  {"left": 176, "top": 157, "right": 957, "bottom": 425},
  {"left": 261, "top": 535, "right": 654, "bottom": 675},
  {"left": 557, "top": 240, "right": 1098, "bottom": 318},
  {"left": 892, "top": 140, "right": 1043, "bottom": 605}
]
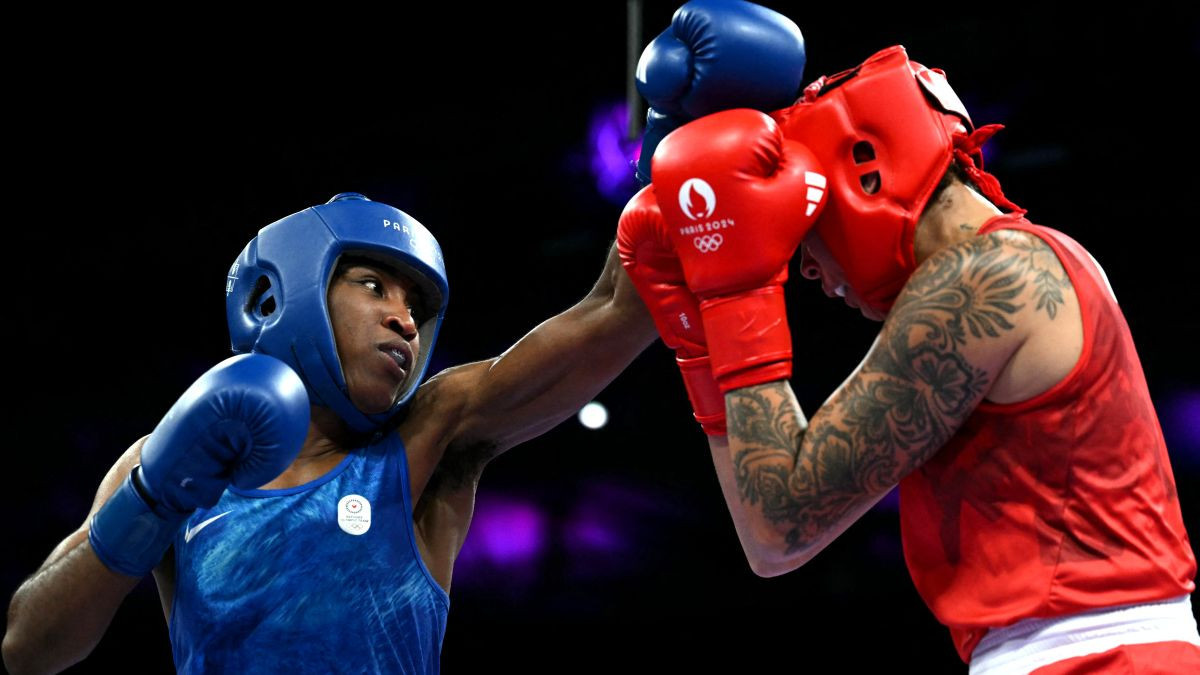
[{"left": 898, "top": 216, "right": 1196, "bottom": 662}]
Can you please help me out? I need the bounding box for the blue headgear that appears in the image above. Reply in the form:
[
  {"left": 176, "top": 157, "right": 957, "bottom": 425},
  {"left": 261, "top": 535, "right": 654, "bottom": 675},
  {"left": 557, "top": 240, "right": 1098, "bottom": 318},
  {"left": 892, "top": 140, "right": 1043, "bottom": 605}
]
[{"left": 226, "top": 193, "right": 448, "bottom": 432}]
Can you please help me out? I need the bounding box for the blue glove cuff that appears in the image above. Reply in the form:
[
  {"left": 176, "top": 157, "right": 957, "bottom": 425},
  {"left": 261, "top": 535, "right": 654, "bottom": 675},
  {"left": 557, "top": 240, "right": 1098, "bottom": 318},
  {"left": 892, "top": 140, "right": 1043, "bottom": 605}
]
[{"left": 88, "top": 467, "right": 188, "bottom": 577}]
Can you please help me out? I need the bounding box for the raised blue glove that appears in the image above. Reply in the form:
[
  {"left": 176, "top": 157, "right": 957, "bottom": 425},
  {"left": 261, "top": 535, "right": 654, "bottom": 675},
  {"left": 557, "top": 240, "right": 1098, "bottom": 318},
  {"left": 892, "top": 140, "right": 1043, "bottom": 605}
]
[
  {"left": 89, "top": 353, "right": 309, "bottom": 577},
  {"left": 634, "top": 0, "right": 807, "bottom": 185}
]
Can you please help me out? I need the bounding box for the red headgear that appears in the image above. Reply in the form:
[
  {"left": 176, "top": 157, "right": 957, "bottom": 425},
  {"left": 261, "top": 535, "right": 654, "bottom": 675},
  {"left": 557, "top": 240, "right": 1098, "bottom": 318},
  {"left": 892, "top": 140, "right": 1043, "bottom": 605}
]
[{"left": 771, "top": 45, "right": 1021, "bottom": 312}]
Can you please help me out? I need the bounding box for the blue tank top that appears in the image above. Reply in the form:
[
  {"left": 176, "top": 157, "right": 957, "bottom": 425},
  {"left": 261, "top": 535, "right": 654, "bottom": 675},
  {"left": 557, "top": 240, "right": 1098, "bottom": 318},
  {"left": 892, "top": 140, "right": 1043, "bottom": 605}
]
[{"left": 169, "top": 433, "right": 449, "bottom": 674}]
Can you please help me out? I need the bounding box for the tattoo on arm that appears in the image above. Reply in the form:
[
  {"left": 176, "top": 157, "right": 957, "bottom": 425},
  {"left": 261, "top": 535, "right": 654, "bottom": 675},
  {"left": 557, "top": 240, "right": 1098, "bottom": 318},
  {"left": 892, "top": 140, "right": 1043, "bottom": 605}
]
[
  {"left": 726, "top": 383, "right": 806, "bottom": 528},
  {"left": 727, "top": 233, "right": 1034, "bottom": 552},
  {"left": 1008, "top": 233, "right": 1070, "bottom": 320}
]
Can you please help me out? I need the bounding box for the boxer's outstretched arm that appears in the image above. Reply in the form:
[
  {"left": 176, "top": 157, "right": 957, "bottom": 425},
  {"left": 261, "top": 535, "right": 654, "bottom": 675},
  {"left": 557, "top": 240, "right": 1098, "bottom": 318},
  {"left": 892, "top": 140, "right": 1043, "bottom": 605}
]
[
  {"left": 414, "top": 242, "right": 657, "bottom": 465},
  {"left": 723, "top": 233, "right": 1037, "bottom": 575}
]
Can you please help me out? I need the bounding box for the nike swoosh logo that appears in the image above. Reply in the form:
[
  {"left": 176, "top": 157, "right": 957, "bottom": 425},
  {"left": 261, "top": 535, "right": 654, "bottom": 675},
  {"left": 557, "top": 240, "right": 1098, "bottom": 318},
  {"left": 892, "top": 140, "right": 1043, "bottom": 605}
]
[{"left": 184, "top": 510, "right": 232, "bottom": 543}]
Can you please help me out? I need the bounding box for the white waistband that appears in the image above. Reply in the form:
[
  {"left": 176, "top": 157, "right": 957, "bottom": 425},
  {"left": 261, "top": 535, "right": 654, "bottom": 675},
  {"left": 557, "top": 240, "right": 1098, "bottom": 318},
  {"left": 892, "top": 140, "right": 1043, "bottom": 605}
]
[{"left": 969, "top": 595, "right": 1200, "bottom": 675}]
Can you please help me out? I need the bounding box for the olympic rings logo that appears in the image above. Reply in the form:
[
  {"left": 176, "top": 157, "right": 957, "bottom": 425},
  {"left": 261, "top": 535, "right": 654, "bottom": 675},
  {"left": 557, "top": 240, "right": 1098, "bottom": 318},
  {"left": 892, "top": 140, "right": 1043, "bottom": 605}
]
[{"left": 693, "top": 234, "right": 724, "bottom": 253}]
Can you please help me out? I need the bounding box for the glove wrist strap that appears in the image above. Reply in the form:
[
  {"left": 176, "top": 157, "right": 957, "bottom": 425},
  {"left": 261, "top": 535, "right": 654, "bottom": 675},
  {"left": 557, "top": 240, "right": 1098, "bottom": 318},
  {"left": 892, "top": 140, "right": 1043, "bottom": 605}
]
[
  {"left": 676, "top": 355, "right": 726, "bottom": 435},
  {"left": 88, "top": 466, "right": 190, "bottom": 578},
  {"left": 700, "top": 286, "right": 793, "bottom": 393}
]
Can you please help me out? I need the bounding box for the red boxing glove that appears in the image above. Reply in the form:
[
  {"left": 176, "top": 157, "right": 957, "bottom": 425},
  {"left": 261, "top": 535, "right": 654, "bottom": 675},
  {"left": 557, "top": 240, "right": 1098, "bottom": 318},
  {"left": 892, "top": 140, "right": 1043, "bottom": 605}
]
[
  {"left": 618, "top": 186, "right": 725, "bottom": 435},
  {"left": 651, "top": 109, "right": 827, "bottom": 392}
]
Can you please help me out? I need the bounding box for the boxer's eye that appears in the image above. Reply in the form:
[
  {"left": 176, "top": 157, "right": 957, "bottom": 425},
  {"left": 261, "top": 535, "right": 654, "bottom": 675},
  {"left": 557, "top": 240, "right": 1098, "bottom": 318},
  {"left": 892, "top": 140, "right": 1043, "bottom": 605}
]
[{"left": 359, "top": 278, "right": 383, "bottom": 295}]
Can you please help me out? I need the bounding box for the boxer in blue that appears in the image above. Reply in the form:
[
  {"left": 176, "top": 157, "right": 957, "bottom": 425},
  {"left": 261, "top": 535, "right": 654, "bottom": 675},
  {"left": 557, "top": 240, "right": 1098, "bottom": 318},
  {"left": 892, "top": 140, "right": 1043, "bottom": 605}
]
[
  {"left": 3, "top": 193, "right": 654, "bottom": 674},
  {"left": 2, "top": 3, "right": 808, "bottom": 672}
]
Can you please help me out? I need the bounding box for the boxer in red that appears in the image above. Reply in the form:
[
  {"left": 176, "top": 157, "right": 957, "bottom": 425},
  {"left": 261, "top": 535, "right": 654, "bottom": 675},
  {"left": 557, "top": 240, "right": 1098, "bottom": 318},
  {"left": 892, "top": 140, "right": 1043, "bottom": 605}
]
[{"left": 620, "top": 44, "right": 1199, "bottom": 673}]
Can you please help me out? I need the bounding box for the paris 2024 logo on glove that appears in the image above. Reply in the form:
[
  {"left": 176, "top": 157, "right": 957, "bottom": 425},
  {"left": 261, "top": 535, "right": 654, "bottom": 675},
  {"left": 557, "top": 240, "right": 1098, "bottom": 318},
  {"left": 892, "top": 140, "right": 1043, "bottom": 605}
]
[
  {"left": 675, "top": 174, "right": 827, "bottom": 254},
  {"left": 678, "top": 178, "right": 725, "bottom": 253}
]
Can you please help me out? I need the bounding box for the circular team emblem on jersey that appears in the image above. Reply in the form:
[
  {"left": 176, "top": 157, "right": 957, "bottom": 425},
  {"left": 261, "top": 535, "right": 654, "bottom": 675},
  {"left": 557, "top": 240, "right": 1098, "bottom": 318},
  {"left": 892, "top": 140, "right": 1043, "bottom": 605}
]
[
  {"left": 337, "top": 494, "right": 372, "bottom": 536},
  {"left": 678, "top": 178, "right": 716, "bottom": 220},
  {"left": 694, "top": 233, "right": 724, "bottom": 253}
]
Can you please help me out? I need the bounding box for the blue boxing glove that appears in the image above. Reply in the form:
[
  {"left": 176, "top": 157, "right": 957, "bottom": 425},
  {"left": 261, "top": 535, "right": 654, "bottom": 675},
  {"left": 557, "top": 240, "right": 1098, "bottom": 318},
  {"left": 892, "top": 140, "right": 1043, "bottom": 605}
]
[
  {"left": 88, "top": 353, "right": 309, "bottom": 577},
  {"left": 634, "top": 0, "right": 807, "bottom": 185}
]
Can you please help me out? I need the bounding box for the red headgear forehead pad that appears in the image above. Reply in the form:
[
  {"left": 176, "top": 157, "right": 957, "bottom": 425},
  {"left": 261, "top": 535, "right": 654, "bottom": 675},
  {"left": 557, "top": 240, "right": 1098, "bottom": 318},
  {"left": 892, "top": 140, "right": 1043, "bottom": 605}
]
[{"left": 772, "top": 45, "right": 1019, "bottom": 312}]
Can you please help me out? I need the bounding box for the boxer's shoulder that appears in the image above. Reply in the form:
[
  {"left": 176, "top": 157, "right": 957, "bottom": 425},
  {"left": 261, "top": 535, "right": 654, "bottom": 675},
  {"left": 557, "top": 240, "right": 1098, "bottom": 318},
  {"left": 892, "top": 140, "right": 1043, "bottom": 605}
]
[
  {"left": 999, "top": 229, "right": 1083, "bottom": 404},
  {"left": 933, "top": 228, "right": 1082, "bottom": 404},
  {"left": 395, "top": 363, "right": 495, "bottom": 588},
  {"left": 903, "top": 227, "right": 1073, "bottom": 322},
  {"left": 962, "top": 228, "right": 1080, "bottom": 350},
  {"left": 888, "top": 229, "right": 1080, "bottom": 396},
  {"left": 989, "top": 227, "right": 1072, "bottom": 291},
  {"left": 397, "top": 360, "right": 496, "bottom": 500}
]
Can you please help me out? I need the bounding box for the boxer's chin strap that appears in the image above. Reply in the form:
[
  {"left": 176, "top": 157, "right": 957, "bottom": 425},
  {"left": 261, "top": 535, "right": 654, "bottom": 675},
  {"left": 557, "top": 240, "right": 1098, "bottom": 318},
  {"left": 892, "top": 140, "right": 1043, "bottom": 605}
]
[{"left": 952, "top": 124, "right": 1024, "bottom": 214}]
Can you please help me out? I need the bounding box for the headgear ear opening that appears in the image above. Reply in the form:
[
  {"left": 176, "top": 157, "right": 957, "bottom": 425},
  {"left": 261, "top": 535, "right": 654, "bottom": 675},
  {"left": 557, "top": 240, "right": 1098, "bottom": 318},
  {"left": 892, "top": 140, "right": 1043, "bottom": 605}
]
[{"left": 247, "top": 276, "right": 276, "bottom": 318}]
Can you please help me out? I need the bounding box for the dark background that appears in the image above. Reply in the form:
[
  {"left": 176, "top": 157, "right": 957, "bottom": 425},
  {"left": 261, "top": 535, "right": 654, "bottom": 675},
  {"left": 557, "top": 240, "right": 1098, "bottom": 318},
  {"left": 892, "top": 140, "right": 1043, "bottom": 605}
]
[{"left": 5, "top": 2, "right": 1198, "bottom": 672}]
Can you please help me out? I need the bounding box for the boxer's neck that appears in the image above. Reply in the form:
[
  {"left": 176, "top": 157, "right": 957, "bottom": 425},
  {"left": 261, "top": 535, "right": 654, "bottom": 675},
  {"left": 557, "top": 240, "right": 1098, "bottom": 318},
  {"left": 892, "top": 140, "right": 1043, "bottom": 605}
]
[
  {"left": 913, "top": 181, "right": 1004, "bottom": 265},
  {"left": 301, "top": 405, "right": 364, "bottom": 458}
]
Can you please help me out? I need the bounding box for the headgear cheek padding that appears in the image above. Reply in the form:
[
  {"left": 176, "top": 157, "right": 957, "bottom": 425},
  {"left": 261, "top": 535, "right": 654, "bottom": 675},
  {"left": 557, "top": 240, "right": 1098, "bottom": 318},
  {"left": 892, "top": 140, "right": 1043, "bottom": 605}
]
[
  {"left": 772, "top": 45, "right": 1021, "bottom": 313},
  {"left": 226, "top": 193, "right": 449, "bottom": 433}
]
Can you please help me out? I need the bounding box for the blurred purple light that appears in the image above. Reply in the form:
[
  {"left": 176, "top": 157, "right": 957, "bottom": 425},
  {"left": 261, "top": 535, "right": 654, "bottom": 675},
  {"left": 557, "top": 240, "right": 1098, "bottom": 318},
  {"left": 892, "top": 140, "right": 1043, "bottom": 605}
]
[
  {"left": 587, "top": 102, "right": 641, "bottom": 203},
  {"left": 563, "top": 480, "right": 675, "bottom": 581},
  {"left": 1161, "top": 390, "right": 1200, "bottom": 466},
  {"left": 458, "top": 493, "right": 547, "bottom": 567},
  {"left": 564, "top": 509, "right": 625, "bottom": 555}
]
